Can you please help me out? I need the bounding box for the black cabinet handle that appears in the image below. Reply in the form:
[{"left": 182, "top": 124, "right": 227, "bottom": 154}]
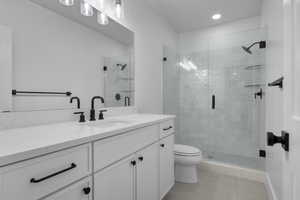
[
  {"left": 160, "top": 144, "right": 165, "bottom": 148},
  {"left": 83, "top": 187, "right": 91, "bottom": 195},
  {"left": 131, "top": 160, "right": 136, "bottom": 166},
  {"left": 212, "top": 95, "right": 216, "bottom": 109},
  {"left": 163, "top": 126, "right": 173, "bottom": 131},
  {"left": 138, "top": 156, "right": 144, "bottom": 161},
  {"left": 30, "top": 163, "right": 77, "bottom": 183}
]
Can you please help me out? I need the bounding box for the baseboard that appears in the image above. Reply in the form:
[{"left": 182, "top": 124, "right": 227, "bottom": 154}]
[
  {"left": 199, "top": 160, "right": 265, "bottom": 183},
  {"left": 264, "top": 173, "right": 278, "bottom": 200}
]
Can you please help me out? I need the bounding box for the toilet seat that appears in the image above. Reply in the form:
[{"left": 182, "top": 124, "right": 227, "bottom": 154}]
[{"left": 174, "top": 144, "right": 201, "bottom": 156}]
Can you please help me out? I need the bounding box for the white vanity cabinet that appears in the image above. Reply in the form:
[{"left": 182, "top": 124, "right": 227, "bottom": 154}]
[
  {"left": 136, "top": 143, "right": 160, "bottom": 200},
  {"left": 0, "top": 117, "right": 175, "bottom": 200},
  {"left": 159, "top": 120, "right": 175, "bottom": 199},
  {"left": 94, "top": 155, "right": 136, "bottom": 200},
  {"left": 43, "top": 177, "right": 92, "bottom": 200},
  {"left": 159, "top": 135, "right": 175, "bottom": 199},
  {"left": 0, "top": 144, "right": 92, "bottom": 200},
  {"left": 94, "top": 142, "right": 160, "bottom": 200}
]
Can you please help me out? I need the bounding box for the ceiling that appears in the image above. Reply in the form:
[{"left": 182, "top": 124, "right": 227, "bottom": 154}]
[{"left": 143, "top": 0, "right": 262, "bottom": 32}]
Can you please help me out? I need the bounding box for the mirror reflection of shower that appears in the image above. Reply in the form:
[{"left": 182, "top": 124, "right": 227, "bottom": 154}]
[
  {"left": 242, "top": 40, "right": 266, "bottom": 54},
  {"left": 117, "top": 63, "right": 127, "bottom": 71},
  {"left": 103, "top": 57, "right": 134, "bottom": 107}
]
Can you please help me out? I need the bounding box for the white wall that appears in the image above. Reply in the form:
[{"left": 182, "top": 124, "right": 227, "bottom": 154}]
[
  {"left": 0, "top": 26, "right": 12, "bottom": 112},
  {"left": 179, "top": 17, "right": 261, "bottom": 53},
  {"left": 261, "top": 0, "right": 284, "bottom": 199}
]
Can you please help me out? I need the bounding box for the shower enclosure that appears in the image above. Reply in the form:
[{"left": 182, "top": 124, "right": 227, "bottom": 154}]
[{"left": 163, "top": 28, "right": 266, "bottom": 170}]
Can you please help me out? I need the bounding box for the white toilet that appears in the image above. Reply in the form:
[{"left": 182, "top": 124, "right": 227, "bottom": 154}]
[{"left": 174, "top": 144, "right": 202, "bottom": 183}]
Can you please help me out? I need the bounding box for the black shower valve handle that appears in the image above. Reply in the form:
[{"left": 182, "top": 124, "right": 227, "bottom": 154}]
[{"left": 254, "top": 88, "right": 263, "bottom": 99}]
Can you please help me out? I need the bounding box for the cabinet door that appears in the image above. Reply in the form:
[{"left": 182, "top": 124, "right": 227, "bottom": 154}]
[
  {"left": 43, "top": 177, "right": 92, "bottom": 200},
  {"left": 94, "top": 155, "right": 135, "bottom": 200},
  {"left": 159, "top": 135, "right": 175, "bottom": 199},
  {"left": 136, "top": 143, "right": 159, "bottom": 200}
]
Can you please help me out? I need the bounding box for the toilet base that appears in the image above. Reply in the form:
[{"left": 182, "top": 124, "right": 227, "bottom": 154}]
[{"left": 175, "top": 164, "right": 198, "bottom": 183}]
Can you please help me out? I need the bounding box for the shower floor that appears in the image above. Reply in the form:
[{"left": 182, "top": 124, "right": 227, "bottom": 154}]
[
  {"left": 204, "top": 152, "right": 265, "bottom": 170},
  {"left": 163, "top": 168, "right": 268, "bottom": 200}
]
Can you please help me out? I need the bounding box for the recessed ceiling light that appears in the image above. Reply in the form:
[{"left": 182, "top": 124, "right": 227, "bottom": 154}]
[
  {"left": 59, "top": 0, "right": 74, "bottom": 6},
  {"left": 212, "top": 14, "right": 222, "bottom": 20}
]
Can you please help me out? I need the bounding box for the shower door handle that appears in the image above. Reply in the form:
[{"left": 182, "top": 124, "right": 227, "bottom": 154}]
[{"left": 212, "top": 95, "right": 216, "bottom": 109}]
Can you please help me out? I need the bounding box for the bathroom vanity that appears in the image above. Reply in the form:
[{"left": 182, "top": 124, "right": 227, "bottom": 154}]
[{"left": 0, "top": 114, "right": 175, "bottom": 200}]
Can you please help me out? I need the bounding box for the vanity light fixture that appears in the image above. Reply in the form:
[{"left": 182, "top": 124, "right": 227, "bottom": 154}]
[
  {"left": 97, "top": 11, "right": 109, "bottom": 25},
  {"left": 212, "top": 13, "right": 222, "bottom": 20},
  {"left": 99, "top": 0, "right": 105, "bottom": 10},
  {"left": 80, "top": 0, "right": 94, "bottom": 16},
  {"left": 115, "top": 0, "right": 123, "bottom": 19},
  {"left": 59, "top": 0, "right": 74, "bottom": 6}
]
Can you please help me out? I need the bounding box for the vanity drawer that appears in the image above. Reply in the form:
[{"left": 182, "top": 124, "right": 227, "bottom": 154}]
[
  {"left": 0, "top": 144, "right": 91, "bottom": 200},
  {"left": 94, "top": 125, "right": 159, "bottom": 172},
  {"left": 160, "top": 120, "right": 175, "bottom": 138}
]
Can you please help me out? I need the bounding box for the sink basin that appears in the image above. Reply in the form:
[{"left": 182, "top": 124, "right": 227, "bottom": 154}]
[{"left": 87, "top": 119, "right": 133, "bottom": 128}]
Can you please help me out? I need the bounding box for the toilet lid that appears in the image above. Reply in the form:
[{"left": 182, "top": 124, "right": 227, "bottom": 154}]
[{"left": 174, "top": 144, "right": 201, "bottom": 156}]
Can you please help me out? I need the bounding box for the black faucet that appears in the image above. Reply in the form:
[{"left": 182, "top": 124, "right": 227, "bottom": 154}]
[
  {"left": 90, "top": 96, "right": 105, "bottom": 121},
  {"left": 70, "top": 97, "right": 81, "bottom": 109}
]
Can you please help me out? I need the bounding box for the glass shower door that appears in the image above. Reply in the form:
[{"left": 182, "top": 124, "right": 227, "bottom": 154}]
[
  {"left": 208, "top": 29, "right": 265, "bottom": 169},
  {"left": 177, "top": 51, "right": 212, "bottom": 156}
]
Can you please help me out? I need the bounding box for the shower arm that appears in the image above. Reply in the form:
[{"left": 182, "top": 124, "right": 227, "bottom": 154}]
[{"left": 247, "top": 42, "right": 260, "bottom": 49}]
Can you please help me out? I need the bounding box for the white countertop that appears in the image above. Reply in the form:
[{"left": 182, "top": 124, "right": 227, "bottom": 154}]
[{"left": 0, "top": 114, "right": 175, "bottom": 167}]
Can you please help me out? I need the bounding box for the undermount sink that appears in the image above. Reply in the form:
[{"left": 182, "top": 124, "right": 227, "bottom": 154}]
[{"left": 87, "top": 119, "right": 133, "bottom": 128}]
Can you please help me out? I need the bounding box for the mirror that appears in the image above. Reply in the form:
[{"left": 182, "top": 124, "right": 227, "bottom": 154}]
[{"left": 0, "top": 0, "right": 134, "bottom": 112}]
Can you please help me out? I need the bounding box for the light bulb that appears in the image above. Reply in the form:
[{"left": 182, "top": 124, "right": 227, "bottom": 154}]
[
  {"left": 80, "top": 0, "right": 94, "bottom": 16},
  {"left": 115, "top": 0, "right": 123, "bottom": 19},
  {"left": 97, "top": 11, "right": 109, "bottom": 25},
  {"left": 59, "top": 0, "right": 74, "bottom": 6},
  {"left": 99, "top": 0, "right": 105, "bottom": 11},
  {"left": 212, "top": 14, "right": 222, "bottom": 20}
]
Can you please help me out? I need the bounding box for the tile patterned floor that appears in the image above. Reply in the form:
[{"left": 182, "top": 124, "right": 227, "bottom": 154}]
[{"left": 163, "top": 169, "right": 268, "bottom": 200}]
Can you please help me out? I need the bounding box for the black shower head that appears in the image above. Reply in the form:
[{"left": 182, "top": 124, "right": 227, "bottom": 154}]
[
  {"left": 242, "top": 46, "right": 252, "bottom": 54},
  {"left": 242, "top": 41, "right": 266, "bottom": 54}
]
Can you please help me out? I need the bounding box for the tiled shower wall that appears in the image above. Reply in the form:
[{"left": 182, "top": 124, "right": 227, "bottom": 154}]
[{"left": 164, "top": 28, "right": 266, "bottom": 170}]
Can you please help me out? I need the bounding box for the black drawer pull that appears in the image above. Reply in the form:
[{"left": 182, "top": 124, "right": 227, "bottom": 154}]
[
  {"left": 163, "top": 126, "right": 173, "bottom": 131},
  {"left": 160, "top": 144, "right": 165, "bottom": 148},
  {"left": 30, "top": 163, "right": 77, "bottom": 183}
]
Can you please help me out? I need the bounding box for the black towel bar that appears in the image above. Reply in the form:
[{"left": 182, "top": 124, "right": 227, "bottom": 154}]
[{"left": 12, "top": 90, "right": 72, "bottom": 96}]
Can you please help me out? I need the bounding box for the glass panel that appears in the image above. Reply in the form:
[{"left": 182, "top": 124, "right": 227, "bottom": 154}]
[
  {"left": 208, "top": 29, "right": 266, "bottom": 169},
  {"left": 163, "top": 47, "right": 180, "bottom": 132},
  {"left": 163, "top": 28, "right": 266, "bottom": 170},
  {"left": 177, "top": 51, "right": 211, "bottom": 154}
]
